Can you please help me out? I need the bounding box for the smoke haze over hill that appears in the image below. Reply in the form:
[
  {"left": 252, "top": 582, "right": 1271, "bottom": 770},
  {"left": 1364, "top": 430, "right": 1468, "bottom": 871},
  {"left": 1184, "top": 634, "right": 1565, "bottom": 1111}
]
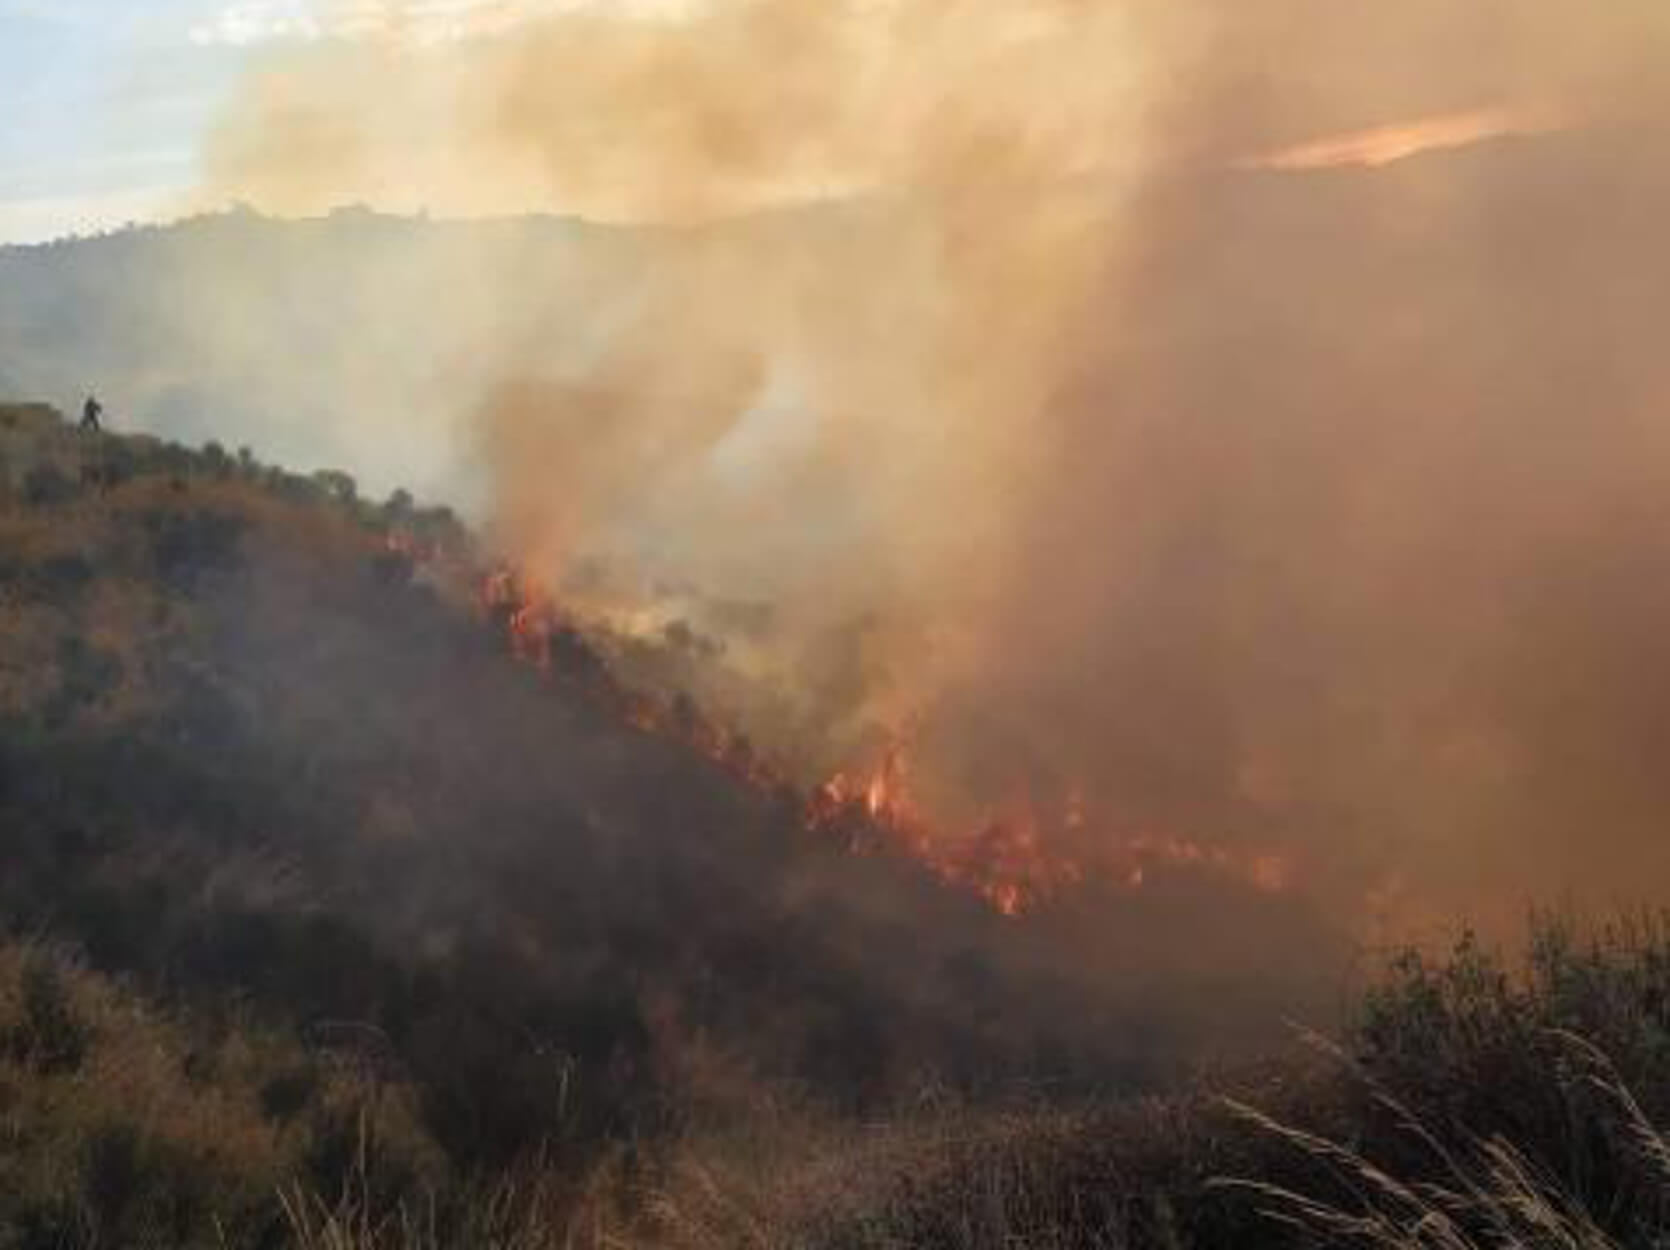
[{"left": 7, "top": 0, "right": 1670, "bottom": 940}]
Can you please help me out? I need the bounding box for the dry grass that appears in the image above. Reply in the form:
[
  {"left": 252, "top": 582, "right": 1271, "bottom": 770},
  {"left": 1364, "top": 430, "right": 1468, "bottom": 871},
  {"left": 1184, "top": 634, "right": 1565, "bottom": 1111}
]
[
  {"left": 0, "top": 940, "right": 443, "bottom": 1248},
  {"left": 0, "top": 939, "right": 287, "bottom": 1244},
  {"left": 1218, "top": 1030, "right": 1670, "bottom": 1248}
]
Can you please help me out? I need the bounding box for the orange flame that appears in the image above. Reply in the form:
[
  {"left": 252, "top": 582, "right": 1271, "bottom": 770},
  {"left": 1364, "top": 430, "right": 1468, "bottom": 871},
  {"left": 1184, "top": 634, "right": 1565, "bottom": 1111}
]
[
  {"left": 481, "top": 565, "right": 562, "bottom": 672},
  {"left": 808, "top": 737, "right": 1290, "bottom": 917},
  {"left": 393, "top": 540, "right": 1294, "bottom": 919}
]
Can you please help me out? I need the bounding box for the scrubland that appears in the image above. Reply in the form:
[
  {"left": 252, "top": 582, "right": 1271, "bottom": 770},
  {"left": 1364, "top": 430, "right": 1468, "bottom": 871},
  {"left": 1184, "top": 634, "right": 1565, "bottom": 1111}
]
[{"left": 2, "top": 404, "right": 1667, "bottom": 1247}]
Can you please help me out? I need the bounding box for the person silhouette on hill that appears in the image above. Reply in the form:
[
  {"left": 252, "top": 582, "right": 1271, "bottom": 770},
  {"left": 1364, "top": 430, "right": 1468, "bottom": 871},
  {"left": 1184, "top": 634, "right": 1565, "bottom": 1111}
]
[{"left": 80, "top": 395, "right": 103, "bottom": 432}]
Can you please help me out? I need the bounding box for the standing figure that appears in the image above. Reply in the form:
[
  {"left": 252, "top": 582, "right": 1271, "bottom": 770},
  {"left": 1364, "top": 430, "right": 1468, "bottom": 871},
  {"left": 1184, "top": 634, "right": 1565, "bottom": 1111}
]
[{"left": 80, "top": 395, "right": 104, "bottom": 432}]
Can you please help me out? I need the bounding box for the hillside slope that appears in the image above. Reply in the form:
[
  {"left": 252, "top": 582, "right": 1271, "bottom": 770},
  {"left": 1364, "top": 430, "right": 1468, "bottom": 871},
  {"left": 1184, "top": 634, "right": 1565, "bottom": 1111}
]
[
  {"left": 0, "top": 404, "right": 1338, "bottom": 1155},
  {"left": 5, "top": 409, "right": 1670, "bottom": 1247}
]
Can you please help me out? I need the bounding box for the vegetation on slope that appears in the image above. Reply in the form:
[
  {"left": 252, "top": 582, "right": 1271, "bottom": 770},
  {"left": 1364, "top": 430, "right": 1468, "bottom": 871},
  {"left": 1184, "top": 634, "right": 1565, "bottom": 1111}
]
[
  {"left": 0, "top": 938, "right": 441, "bottom": 1249},
  {"left": 3, "top": 403, "right": 1668, "bottom": 1246},
  {"left": 758, "top": 915, "right": 1670, "bottom": 1249}
]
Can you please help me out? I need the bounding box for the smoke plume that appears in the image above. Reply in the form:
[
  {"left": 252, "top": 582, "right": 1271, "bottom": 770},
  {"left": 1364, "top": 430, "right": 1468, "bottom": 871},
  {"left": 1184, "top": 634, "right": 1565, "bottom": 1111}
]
[{"left": 195, "top": 0, "right": 1670, "bottom": 934}]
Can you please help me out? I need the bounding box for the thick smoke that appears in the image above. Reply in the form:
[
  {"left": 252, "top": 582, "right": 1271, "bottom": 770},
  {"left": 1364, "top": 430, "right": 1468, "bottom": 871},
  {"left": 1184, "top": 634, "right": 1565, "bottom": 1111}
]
[
  {"left": 197, "top": 0, "right": 1670, "bottom": 934},
  {"left": 201, "top": 0, "right": 1157, "bottom": 764}
]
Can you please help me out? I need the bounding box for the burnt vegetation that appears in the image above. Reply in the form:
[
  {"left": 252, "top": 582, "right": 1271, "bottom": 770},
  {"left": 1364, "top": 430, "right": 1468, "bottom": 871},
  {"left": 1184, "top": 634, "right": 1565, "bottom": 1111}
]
[{"left": 2, "top": 402, "right": 1669, "bottom": 1246}]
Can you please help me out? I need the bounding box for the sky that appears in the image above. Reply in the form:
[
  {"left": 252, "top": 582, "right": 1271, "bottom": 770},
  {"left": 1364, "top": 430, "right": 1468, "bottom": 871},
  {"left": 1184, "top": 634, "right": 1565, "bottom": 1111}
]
[
  {"left": 0, "top": 0, "right": 590, "bottom": 243},
  {"left": 0, "top": 0, "right": 1572, "bottom": 247},
  {"left": 0, "top": 0, "right": 232, "bottom": 242}
]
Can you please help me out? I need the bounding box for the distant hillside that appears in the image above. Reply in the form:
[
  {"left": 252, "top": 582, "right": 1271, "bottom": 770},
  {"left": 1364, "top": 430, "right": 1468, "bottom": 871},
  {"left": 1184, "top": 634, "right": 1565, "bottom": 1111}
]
[
  {"left": 0, "top": 209, "right": 644, "bottom": 502},
  {"left": 0, "top": 133, "right": 1595, "bottom": 510},
  {"left": 0, "top": 203, "right": 895, "bottom": 508},
  {"left": 0, "top": 128, "right": 1606, "bottom": 553}
]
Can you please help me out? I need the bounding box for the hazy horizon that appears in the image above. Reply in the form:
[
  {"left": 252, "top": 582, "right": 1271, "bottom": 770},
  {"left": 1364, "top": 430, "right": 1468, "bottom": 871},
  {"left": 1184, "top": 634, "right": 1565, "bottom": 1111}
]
[{"left": 1, "top": 0, "right": 1577, "bottom": 246}]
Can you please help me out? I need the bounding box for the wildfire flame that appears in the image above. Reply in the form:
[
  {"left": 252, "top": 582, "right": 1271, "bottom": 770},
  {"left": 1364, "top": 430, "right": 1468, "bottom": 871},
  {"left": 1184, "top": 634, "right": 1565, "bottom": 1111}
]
[
  {"left": 808, "top": 738, "right": 1289, "bottom": 916},
  {"left": 397, "top": 536, "right": 1293, "bottom": 918},
  {"left": 482, "top": 565, "right": 559, "bottom": 671}
]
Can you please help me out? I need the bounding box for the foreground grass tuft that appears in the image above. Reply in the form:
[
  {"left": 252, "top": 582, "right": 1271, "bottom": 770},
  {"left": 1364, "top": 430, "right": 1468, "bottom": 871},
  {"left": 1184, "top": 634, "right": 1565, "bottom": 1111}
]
[{"left": 0, "top": 941, "right": 439, "bottom": 1249}]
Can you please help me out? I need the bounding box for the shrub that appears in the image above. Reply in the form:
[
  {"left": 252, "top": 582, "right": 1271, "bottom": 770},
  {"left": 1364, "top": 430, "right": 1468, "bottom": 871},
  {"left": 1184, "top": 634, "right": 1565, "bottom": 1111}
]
[
  {"left": 22, "top": 462, "right": 76, "bottom": 507},
  {"left": 313, "top": 471, "right": 358, "bottom": 507},
  {"left": 202, "top": 441, "right": 234, "bottom": 479},
  {"left": 7, "top": 952, "right": 90, "bottom": 1074},
  {"left": 0, "top": 938, "right": 450, "bottom": 1249},
  {"left": 141, "top": 505, "right": 247, "bottom": 588}
]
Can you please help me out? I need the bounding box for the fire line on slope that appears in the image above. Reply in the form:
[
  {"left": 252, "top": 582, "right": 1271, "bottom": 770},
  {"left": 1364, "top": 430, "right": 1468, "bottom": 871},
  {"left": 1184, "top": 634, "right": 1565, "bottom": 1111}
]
[{"left": 401, "top": 536, "right": 1293, "bottom": 917}]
